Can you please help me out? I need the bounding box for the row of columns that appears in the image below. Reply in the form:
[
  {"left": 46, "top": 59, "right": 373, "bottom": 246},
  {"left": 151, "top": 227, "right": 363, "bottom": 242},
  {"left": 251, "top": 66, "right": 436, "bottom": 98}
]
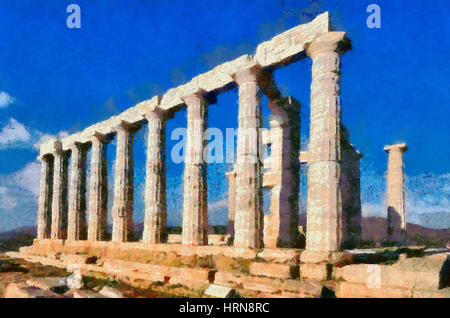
[
  {"left": 36, "top": 65, "right": 264, "bottom": 248},
  {"left": 37, "top": 32, "right": 352, "bottom": 254}
]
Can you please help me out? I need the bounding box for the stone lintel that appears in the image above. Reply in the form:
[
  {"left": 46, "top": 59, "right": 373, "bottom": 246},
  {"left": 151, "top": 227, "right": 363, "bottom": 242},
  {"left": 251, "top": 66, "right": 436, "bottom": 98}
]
[
  {"left": 384, "top": 143, "right": 408, "bottom": 153},
  {"left": 255, "top": 12, "right": 331, "bottom": 68}
]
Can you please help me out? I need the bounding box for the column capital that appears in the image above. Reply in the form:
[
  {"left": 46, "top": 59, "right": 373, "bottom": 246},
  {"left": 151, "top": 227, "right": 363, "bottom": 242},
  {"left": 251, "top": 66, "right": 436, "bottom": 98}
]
[
  {"left": 181, "top": 89, "right": 208, "bottom": 106},
  {"left": 384, "top": 143, "right": 408, "bottom": 153},
  {"left": 68, "top": 141, "right": 85, "bottom": 152},
  {"left": 51, "top": 139, "right": 63, "bottom": 155},
  {"left": 37, "top": 153, "right": 51, "bottom": 162},
  {"left": 143, "top": 105, "right": 165, "bottom": 121},
  {"left": 114, "top": 120, "right": 138, "bottom": 133},
  {"left": 142, "top": 96, "right": 165, "bottom": 120},
  {"left": 305, "top": 32, "right": 350, "bottom": 59},
  {"left": 90, "top": 131, "right": 106, "bottom": 143},
  {"left": 232, "top": 65, "right": 262, "bottom": 86}
]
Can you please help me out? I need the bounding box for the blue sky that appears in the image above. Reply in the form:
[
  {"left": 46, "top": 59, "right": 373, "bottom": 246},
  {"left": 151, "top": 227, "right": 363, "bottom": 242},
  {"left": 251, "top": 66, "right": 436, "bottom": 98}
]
[{"left": 0, "top": 0, "right": 448, "bottom": 232}]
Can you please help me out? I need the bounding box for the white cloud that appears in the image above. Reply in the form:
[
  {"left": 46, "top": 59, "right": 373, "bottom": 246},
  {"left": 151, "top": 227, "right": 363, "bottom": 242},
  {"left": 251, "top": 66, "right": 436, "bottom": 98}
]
[
  {"left": 0, "top": 118, "right": 31, "bottom": 147},
  {"left": 0, "top": 117, "right": 69, "bottom": 151},
  {"left": 0, "top": 163, "right": 41, "bottom": 232},
  {"left": 209, "top": 198, "right": 228, "bottom": 211},
  {"left": 33, "top": 130, "right": 69, "bottom": 150},
  {"left": 12, "top": 161, "right": 41, "bottom": 196},
  {"left": 0, "top": 91, "right": 14, "bottom": 108}
]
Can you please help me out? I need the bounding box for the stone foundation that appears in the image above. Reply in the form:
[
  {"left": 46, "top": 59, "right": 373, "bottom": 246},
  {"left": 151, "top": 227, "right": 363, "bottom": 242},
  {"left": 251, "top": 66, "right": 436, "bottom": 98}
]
[{"left": 7, "top": 241, "right": 449, "bottom": 298}]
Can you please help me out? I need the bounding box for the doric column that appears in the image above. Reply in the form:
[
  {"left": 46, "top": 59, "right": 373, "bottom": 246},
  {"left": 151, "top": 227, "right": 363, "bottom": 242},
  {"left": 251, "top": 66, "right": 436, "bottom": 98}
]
[
  {"left": 233, "top": 66, "right": 263, "bottom": 249},
  {"left": 51, "top": 140, "right": 69, "bottom": 240},
  {"left": 340, "top": 134, "right": 363, "bottom": 248},
  {"left": 37, "top": 155, "right": 53, "bottom": 239},
  {"left": 303, "top": 32, "right": 350, "bottom": 260},
  {"left": 67, "top": 142, "right": 87, "bottom": 241},
  {"left": 87, "top": 133, "right": 108, "bottom": 241},
  {"left": 181, "top": 91, "right": 208, "bottom": 246},
  {"left": 264, "top": 97, "right": 301, "bottom": 248},
  {"left": 112, "top": 121, "right": 136, "bottom": 242},
  {"left": 225, "top": 169, "right": 236, "bottom": 236},
  {"left": 143, "top": 105, "right": 167, "bottom": 244},
  {"left": 384, "top": 143, "right": 408, "bottom": 243}
]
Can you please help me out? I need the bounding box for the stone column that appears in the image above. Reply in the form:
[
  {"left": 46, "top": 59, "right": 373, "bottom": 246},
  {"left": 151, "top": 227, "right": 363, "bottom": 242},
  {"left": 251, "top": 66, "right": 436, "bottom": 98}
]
[
  {"left": 67, "top": 142, "right": 87, "bottom": 241},
  {"left": 233, "top": 67, "right": 263, "bottom": 249},
  {"left": 112, "top": 122, "right": 136, "bottom": 242},
  {"left": 265, "top": 97, "right": 301, "bottom": 248},
  {"left": 51, "top": 140, "right": 69, "bottom": 240},
  {"left": 340, "top": 135, "right": 363, "bottom": 248},
  {"left": 303, "top": 32, "right": 350, "bottom": 261},
  {"left": 384, "top": 143, "right": 408, "bottom": 243},
  {"left": 225, "top": 169, "right": 236, "bottom": 236},
  {"left": 37, "top": 155, "right": 53, "bottom": 240},
  {"left": 143, "top": 106, "right": 167, "bottom": 244},
  {"left": 181, "top": 91, "right": 208, "bottom": 246},
  {"left": 87, "top": 133, "right": 108, "bottom": 241}
]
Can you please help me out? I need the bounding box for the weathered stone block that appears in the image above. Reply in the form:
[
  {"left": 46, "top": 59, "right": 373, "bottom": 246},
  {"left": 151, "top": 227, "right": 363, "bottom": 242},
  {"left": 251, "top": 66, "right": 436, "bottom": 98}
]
[
  {"left": 241, "top": 276, "right": 283, "bottom": 294},
  {"left": 4, "top": 282, "right": 62, "bottom": 298},
  {"left": 26, "top": 277, "right": 67, "bottom": 291},
  {"left": 249, "top": 262, "right": 293, "bottom": 279},
  {"left": 205, "top": 284, "right": 235, "bottom": 298},
  {"left": 300, "top": 263, "right": 329, "bottom": 281},
  {"left": 99, "top": 286, "right": 124, "bottom": 298},
  {"left": 214, "top": 271, "right": 243, "bottom": 287}
]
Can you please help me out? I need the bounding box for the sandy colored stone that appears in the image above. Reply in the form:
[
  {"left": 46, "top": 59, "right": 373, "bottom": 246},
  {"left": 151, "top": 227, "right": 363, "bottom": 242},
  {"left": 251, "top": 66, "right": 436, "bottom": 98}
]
[
  {"left": 37, "top": 155, "right": 52, "bottom": 239},
  {"left": 241, "top": 276, "right": 283, "bottom": 294},
  {"left": 300, "top": 263, "right": 329, "bottom": 281},
  {"left": 181, "top": 91, "right": 208, "bottom": 246},
  {"left": 87, "top": 133, "right": 108, "bottom": 241},
  {"left": 384, "top": 143, "right": 408, "bottom": 242},
  {"left": 111, "top": 122, "right": 136, "bottom": 242},
  {"left": 233, "top": 67, "right": 263, "bottom": 249},
  {"left": 249, "top": 262, "right": 293, "bottom": 279}
]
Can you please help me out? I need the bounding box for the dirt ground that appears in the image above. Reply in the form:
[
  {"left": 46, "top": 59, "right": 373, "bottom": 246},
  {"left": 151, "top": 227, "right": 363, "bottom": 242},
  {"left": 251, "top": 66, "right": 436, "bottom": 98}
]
[{"left": 0, "top": 254, "right": 205, "bottom": 298}]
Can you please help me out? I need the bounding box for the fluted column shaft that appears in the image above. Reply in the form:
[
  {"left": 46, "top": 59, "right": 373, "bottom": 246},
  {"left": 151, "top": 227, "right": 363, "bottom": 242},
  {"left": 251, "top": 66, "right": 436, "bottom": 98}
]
[
  {"left": 37, "top": 155, "right": 53, "bottom": 239},
  {"left": 87, "top": 134, "right": 108, "bottom": 241},
  {"left": 143, "top": 108, "right": 167, "bottom": 244},
  {"left": 225, "top": 170, "right": 236, "bottom": 236},
  {"left": 385, "top": 144, "right": 408, "bottom": 242},
  {"left": 181, "top": 92, "right": 208, "bottom": 246},
  {"left": 112, "top": 123, "right": 135, "bottom": 242},
  {"left": 304, "top": 32, "right": 348, "bottom": 256},
  {"left": 67, "top": 143, "right": 87, "bottom": 241},
  {"left": 233, "top": 67, "right": 263, "bottom": 249},
  {"left": 264, "top": 97, "right": 300, "bottom": 248},
  {"left": 51, "top": 141, "right": 69, "bottom": 240}
]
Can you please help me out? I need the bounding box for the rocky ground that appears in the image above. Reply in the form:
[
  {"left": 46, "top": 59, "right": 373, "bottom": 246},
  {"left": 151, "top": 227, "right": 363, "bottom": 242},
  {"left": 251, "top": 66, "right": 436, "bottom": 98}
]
[{"left": 0, "top": 253, "right": 205, "bottom": 298}]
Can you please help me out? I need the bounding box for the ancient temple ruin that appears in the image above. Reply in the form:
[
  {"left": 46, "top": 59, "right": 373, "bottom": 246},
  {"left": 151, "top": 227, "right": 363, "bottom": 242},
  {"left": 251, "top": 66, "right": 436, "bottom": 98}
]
[
  {"left": 35, "top": 12, "right": 361, "bottom": 259},
  {"left": 13, "top": 12, "right": 447, "bottom": 299}
]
